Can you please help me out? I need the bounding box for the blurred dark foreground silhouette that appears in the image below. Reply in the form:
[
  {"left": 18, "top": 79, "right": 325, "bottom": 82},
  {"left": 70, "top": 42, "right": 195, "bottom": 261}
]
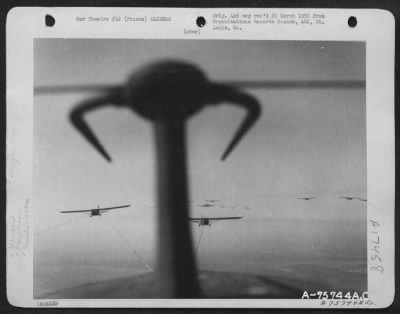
[
  {"left": 68, "top": 60, "right": 262, "bottom": 298},
  {"left": 41, "top": 270, "right": 303, "bottom": 299}
]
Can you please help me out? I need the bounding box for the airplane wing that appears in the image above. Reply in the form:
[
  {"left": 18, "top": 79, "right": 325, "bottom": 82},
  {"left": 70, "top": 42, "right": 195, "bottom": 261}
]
[
  {"left": 188, "top": 216, "right": 243, "bottom": 221},
  {"left": 188, "top": 218, "right": 202, "bottom": 223},
  {"left": 60, "top": 209, "right": 95, "bottom": 214},
  {"left": 60, "top": 204, "right": 130, "bottom": 214},
  {"left": 98, "top": 204, "right": 131, "bottom": 212},
  {"left": 208, "top": 216, "right": 243, "bottom": 221}
]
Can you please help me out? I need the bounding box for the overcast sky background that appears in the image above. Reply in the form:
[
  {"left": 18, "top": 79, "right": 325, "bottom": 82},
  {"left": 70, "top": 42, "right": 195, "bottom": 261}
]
[{"left": 33, "top": 39, "right": 366, "bottom": 296}]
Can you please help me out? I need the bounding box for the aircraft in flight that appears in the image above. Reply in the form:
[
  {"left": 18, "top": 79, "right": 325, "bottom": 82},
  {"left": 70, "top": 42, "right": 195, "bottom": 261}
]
[
  {"left": 197, "top": 203, "right": 216, "bottom": 208},
  {"left": 60, "top": 204, "right": 131, "bottom": 217},
  {"left": 296, "top": 197, "right": 316, "bottom": 201},
  {"left": 340, "top": 196, "right": 367, "bottom": 201},
  {"left": 188, "top": 216, "right": 243, "bottom": 227}
]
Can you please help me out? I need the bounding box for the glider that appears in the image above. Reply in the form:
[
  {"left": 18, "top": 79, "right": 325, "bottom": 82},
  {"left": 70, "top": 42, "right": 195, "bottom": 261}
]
[
  {"left": 296, "top": 197, "right": 316, "bottom": 200},
  {"left": 188, "top": 216, "right": 243, "bottom": 227},
  {"left": 60, "top": 204, "right": 131, "bottom": 217}
]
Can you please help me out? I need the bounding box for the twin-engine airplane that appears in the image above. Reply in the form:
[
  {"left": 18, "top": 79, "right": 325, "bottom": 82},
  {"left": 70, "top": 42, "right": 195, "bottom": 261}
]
[
  {"left": 188, "top": 216, "right": 243, "bottom": 227},
  {"left": 60, "top": 204, "right": 131, "bottom": 217}
]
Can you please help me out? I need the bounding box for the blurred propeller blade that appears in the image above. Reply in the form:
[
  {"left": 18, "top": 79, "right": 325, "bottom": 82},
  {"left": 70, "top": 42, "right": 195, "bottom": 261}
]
[
  {"left": 69, "top": 95, "right": 117, "bottom": 162},
  {"left": 34, "top": 80, "right": 365, "bottom": 95},
  {"left": 211, "top": 84, "right": 261, "bottom": 161},
  {"left": 225, "top": 80, "right": 365, "bottom": 89},
  {"left": 35, "top": 85, "right": 121, "bottom": 95}
]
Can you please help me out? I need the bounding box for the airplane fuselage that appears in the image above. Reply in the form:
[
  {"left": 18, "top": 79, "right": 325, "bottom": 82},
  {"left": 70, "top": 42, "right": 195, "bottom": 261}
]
[
  {"left": 90, "top": 209, "right": 101, "bottom": 217},
  {"left": 199, "top": 218, "right": 211, "bottom": 226}
]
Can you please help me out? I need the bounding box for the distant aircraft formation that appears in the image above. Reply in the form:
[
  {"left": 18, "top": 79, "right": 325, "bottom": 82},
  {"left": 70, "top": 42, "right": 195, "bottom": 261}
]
[
  {"left": 189, "top": 193, "right": 368, "bottom": 212},
  {"left": 60, "top": 204, "right": 131, "bottom": 217},
  {"left": 192, "top": 194, "right": 368, "bottom": 211},
  {"left": 296, "top": 196, "right": 367, "bottom": 202},
  {"left": 192, "top": 199, "right": 251, "bottom": 211}
]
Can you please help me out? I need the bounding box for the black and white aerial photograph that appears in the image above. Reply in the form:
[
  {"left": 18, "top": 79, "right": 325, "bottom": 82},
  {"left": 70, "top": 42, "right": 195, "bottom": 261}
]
[{"left": 33, "top": 39, "right": 367, "bottom": 299}]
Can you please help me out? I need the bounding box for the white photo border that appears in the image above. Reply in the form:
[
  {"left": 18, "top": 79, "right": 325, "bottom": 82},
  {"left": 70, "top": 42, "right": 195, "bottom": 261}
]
[{"left": 6, "top": 7, "right": 395, "bottom": 308}]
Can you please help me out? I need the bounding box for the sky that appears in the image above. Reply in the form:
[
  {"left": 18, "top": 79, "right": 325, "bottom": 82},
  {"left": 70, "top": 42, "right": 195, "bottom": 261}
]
[{"left": 33, "top": 39, "right": 366, "bottom": 296}]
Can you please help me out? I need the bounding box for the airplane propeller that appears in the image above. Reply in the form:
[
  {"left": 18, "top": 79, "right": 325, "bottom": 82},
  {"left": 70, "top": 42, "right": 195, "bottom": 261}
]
[
  {"left": 65, "top": 61, "right": 264, "bottom": 163},
  {"left": 34, "top": 79, "right": 365, "bottom": 95}
]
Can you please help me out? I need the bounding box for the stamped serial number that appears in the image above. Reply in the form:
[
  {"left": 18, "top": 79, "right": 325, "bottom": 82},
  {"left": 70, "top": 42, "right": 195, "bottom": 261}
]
[{"left": 302, "top": 291, "right": 368, "bottom": 299}]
